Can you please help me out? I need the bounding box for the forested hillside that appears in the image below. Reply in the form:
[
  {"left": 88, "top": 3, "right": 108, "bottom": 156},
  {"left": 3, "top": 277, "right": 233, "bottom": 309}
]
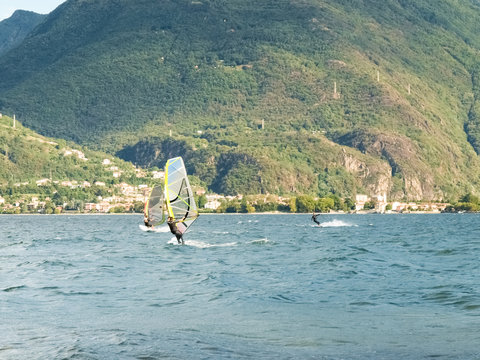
[
  {"left": 0, "top": 10, "right": 46, "bottom": 56},
  {"left": 0, "top": 114, "right": 138, "bottom": 186},
  {"left": 1, "top": 0, "right": 480, "bottom": 200}
]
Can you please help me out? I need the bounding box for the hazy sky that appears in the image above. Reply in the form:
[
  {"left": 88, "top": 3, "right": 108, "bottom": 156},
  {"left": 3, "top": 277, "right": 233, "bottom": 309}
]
[{"left": 0, "top": 0, "right": 66, "bottom": 21}]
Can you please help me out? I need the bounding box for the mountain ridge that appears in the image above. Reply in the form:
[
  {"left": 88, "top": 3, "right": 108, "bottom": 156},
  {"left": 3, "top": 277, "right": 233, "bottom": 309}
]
[{"left": 0, "top": 10, "right": 46, "bottom": 56}]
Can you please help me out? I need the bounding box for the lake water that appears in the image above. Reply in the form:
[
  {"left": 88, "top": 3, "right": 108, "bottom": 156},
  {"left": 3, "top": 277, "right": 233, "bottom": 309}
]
[{"left": 1, "top": 214, "right": 479, "bottom": 359}]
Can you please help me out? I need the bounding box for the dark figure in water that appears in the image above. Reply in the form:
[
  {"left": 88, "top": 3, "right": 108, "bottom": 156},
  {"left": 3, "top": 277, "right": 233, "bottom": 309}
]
[
  {"left": 168, "top": 216, "right": 184, "bottom": 244},
  {"left": 311, "top": 212, "right": 320, "bottom": 226},
  {"left": 144, "top": 215, "right": 153, "bottom": 228}
]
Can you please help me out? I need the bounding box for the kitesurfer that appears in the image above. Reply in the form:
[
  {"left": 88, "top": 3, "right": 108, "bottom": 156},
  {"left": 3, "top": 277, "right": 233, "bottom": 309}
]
[
  {"left": 311, "top": 212, "right": 320, "bottom": 226},
  {"left": 168, "top": 216, "right": 184, "bottom": 244}
]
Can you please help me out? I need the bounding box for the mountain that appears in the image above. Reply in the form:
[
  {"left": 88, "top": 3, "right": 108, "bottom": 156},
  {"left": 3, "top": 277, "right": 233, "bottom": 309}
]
[
  {"left": 0, "top": 114, "right": 137, "bottom": 186},
  {"left": 1, "top": 0, "right": 480, "bottom": 200},
  {"left": 0, "top": 10, "right": 46, "bottom": 56}
]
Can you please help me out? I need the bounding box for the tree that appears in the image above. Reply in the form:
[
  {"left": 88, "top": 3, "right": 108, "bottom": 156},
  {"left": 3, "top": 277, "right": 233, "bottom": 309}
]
[
  {"left": 344, "top": 197, "right": 355, "bottom": 211},
  {"left": 316, "top": 197, "right": 335, "bottom": 212},
  {"left": 363, "top": 200, "right": 376, "bottom": 210},
  {"left": 133, "top": 201, "right": 144, "bottom": 213},
  {"left": 44, "top": 200, "right": 55, "bottom": 214},
  {"left": 240, "top": 198, "right": 255, "bottom": 213},
  {"left": 289, "top": 197, "right": 297, "bottom": 213},
  {"left": 460, "top": 193, "right": 480, "bottom": 205},
  {"left": 197, "top": 194, "right": 207, "bottom": 208},
  {"left": 296, "top": 195, "right": 315, "bottom": 213}
]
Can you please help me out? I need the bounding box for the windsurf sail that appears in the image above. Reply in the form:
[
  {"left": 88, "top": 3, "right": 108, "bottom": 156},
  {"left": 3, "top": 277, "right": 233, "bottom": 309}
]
[
  {"left": 145, "top": 185, "right": 166, "bottom": 226},
  {"left": 164, "top": 157, "right": 199, "bottom": 232}
]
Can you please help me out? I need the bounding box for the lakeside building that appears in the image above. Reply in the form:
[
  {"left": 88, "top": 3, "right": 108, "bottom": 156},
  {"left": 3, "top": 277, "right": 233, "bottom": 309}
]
[{"left": 355, "top": 194, "right": 369, "bottom": 211}]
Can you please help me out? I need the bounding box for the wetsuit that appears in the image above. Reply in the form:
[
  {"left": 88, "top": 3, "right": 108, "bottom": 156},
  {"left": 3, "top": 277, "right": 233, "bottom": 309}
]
[
  {"left": 168, "top": 219, "right": 184, "bottom": 244},
  {"left": 311, "top": 213, "right": 320, "bottom": 225},
  {"left": 144, "top": 216, "right": 153, "bottom": 227}
]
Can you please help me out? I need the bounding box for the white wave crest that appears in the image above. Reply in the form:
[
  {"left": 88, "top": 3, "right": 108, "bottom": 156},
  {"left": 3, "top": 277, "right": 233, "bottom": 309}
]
[
  {"left": 248, "top": 238, "right": 270, "bottom": 244},
  {"left": 168, "top": 238, "right": 237, "bottom": 248},
  {"left": 318, "top": 219, "right": 357, "bottom": 227},
  {"left": 139, "top": 224, "right": 170, "bottom": 233}
]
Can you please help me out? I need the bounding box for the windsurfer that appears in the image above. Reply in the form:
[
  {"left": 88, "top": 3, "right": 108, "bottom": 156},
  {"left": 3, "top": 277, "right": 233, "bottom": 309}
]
[
  {"left": 168, "top": 216, "right": 184, "bottom": 244},
  {"left": 311, "top": 212, "right": 320, "bottom": 226},
  {"left": 144, "top": 214, "right": 153, "bottom": 228}
]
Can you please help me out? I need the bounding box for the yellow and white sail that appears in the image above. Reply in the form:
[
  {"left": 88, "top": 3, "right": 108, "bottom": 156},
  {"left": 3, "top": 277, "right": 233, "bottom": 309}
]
[{"left": 164, "top": 157, "right": 199, "bottom": 232}]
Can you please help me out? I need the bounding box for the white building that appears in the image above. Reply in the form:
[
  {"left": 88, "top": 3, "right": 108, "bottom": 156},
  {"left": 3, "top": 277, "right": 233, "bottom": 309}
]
[
  {"left": 204, "top": 199, "right": 222, "bottom": 210},
  {"left": 355, "top": 194, "right": 369, "bottom": 211},
  {"left": 375, "top": 193, "right": 387, "bottom": 213},
  {"left": 36, "top": 178, "right": 51, "bottom": 186}
]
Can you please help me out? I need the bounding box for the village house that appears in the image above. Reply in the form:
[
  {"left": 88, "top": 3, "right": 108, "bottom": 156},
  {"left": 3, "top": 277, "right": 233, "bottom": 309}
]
[
  {"left": 204, "top": 199, "right": 222, "bottom": 210},
  {"left": 27, "top": 197, "right": 40, "bottom": 210},
  {"left": 115, "top": 183, "right": 136, "bottom": 196},
  {"left": 72, "top": 149, "right": 87, "bottom": 160},
  {"left": 63, "top": 149, "right": 88, "bottom": 160},
  {"left": 14, "top": 182, "right": 29, "bottom": 187},
  {"left": 391, "top": 202, "right": 418, "bottom": 212},
  {"left": 152, "top": 171, "right": 164, "bottom": 179},
  {"left": 135, "top": 169, "right": 146, "bottom": 178},
  {"left": 61, "top": 180, "right": 77, "bottom": 188},
  {"left": 36, "top": 178, "right": 51, "bottom": 186},
  {"left": 84, "top": 201, "right": 112, "bottom": 213},
  {"left": 355, "top": 194, "right": 369, "bottom": 210},
  {"left": 204, "top": 194, "right": 225, "bottom": 210},
  {"left": 375, "top": 193, "right": 387, "bottom": 213}
]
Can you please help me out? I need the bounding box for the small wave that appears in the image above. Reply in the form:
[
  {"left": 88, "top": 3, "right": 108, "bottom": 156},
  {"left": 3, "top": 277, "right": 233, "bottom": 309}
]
[
  {"left": 422, "top": 286, "right": 479, "bottom": 310},
  {"left": 270, "top": 294, "right": 295, "bottom": 303},
  {"left": 248, "top": 238, "right": 271, "bottom": 245},
  {"left": 435, "top": 249, "right": 458, "bottom": 256},
  {"left": 40, "top": 260, "right": 74, "bottom": 268},
  {"left": 349, "top": 301, "right": 376, "bottom": 306},
  {"left": 54, "top": 290, "right": 105, "bottom": 296},
  {"left": 2, "top": 285, "right": 27, "bottom": 292}
]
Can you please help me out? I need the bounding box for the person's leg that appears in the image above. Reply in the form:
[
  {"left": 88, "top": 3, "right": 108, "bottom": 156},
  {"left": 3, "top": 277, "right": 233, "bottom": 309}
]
[{"left": 175, "top": 232, "right": 184, "bottom": 244}]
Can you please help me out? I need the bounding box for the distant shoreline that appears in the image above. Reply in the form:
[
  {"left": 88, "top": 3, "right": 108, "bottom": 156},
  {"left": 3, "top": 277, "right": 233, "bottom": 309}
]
[{"left": 0, "top": 211, "right": 472, "bottom": 216}]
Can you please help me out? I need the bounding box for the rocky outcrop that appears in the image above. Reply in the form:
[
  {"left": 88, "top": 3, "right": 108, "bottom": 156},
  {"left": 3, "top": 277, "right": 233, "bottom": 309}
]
[{"left": 336, "top": 130, "right": 436, "bottom": 200}]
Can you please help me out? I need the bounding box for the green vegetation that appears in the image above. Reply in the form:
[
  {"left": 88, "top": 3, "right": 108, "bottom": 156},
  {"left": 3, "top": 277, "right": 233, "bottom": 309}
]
[
  {"left": 0, "top": 115, "right": 143, "bottom": 186},
  {"left": 445, "top": 193, "right": 480, "bottom": 212},
  {"left": 211, "top": 194, "right": 354, "bottom": 214},
  {"left": 1, "top": 0, "right": 480, "bottom": 201}
]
